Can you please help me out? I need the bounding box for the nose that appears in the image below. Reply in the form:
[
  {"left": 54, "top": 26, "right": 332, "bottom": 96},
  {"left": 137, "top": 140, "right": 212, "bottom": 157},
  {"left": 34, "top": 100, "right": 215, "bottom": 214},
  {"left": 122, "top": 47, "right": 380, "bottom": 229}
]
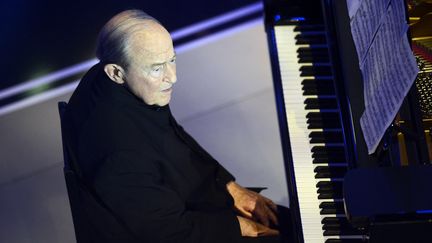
[{"left": 164, "top": 63, "right": 177, "bottom": 84}]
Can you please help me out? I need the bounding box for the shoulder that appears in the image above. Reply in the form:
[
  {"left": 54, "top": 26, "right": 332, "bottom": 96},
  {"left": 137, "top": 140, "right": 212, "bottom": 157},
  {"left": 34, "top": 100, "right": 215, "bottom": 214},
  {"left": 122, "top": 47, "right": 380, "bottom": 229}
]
[
  {"left": 77, "top": 104, "right": 161, "bottom": 181},
  {"left": 88, "top": 103, "right": 149, "bottom": 143}
]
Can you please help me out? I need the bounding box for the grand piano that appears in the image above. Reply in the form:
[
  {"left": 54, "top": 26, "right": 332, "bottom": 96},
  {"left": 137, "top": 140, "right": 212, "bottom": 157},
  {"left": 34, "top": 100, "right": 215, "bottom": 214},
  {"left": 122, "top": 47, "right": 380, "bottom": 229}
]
[{"left": 263, "top": 0, "right": 432, "bottom": 242}]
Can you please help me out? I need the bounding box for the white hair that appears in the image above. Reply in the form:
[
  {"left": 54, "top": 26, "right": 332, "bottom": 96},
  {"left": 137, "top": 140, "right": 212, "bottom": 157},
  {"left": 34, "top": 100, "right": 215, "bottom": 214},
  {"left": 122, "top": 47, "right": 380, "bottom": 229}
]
[{"left": 95, "top": 9, "right": 161, "bottom": 70}]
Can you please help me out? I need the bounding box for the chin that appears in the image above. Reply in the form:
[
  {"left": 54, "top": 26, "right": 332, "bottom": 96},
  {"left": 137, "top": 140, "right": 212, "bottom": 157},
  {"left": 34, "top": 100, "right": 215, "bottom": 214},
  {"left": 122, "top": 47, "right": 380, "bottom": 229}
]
[
  {"left": 159, "top": 102, "right": 170, "bottom": 107},
  {"left": 156, "top": 100, "right": 170, "bottom": 107}
]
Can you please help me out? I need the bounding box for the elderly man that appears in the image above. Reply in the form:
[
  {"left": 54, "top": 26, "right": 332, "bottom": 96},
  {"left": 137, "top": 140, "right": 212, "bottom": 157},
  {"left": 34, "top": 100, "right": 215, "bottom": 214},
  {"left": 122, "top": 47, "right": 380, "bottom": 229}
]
[{"left": 64, "top": 9, "right": 287, "bottom": 243}]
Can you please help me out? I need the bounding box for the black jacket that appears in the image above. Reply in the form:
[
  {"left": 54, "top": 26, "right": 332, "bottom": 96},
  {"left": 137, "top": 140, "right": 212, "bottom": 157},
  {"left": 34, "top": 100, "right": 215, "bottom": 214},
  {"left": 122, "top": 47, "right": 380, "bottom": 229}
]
[{"left": 64, "top": 63, "right": 243, "bottom": 243}]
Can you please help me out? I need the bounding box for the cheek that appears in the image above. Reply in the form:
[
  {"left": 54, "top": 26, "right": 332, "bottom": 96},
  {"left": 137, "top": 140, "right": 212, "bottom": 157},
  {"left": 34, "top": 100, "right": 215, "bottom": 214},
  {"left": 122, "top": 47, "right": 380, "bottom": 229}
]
[
  {"left": 146, "top": 79, "right": 162, "bottom": 95},
  {"left": 134, "top": 77, "right": 163, "bottom": 102},
  {"left": 129, "top": 79, "right": 146, "bottom": 97}
]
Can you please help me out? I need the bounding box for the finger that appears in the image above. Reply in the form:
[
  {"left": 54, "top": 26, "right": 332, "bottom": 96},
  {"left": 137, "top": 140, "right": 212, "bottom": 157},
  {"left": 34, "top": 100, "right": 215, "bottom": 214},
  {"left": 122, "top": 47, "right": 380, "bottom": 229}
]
[
  {"left": 237, "top": 208, "right": 253, "bottom": 219},
  {"left": 237, "top": 216, "right": 259, "bottom": 237},
  {"left": 267, "top": 207, "right": 279, "bottom": 225},
  {"left": 257, "top": 204, "right": 278, "bottom": 226},
  {"left": 255, "top": 222, "right": 280, "bottom": 236},
  {"left": 264, "top": 198, "right": 278, "bottom": 212},
  {"left": 255, "top": 207, "right": 270, "bottom": 226},
  {"left": 259, "top": 228, "right": 279, "bottom": 236}
]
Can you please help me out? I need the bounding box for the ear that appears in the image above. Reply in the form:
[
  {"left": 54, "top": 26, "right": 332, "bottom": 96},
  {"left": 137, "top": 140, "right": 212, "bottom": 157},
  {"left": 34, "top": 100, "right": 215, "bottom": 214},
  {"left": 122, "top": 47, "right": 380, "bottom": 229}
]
[{"left": 103, "top": 64, "right": 126, "bottom": 84}]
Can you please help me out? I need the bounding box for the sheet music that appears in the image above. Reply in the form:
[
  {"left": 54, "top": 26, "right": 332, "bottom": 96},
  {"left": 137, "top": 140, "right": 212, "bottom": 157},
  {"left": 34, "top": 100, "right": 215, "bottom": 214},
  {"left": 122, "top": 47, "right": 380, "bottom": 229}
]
[
  {"left": 347, "top": 0, "right": 419, "bottom": 154},
  {"left": 350, "top": 0, "right": 390, "bottom": 64},
  {"left": 346, "top": 0, "right": 362, "bottom": 19}
]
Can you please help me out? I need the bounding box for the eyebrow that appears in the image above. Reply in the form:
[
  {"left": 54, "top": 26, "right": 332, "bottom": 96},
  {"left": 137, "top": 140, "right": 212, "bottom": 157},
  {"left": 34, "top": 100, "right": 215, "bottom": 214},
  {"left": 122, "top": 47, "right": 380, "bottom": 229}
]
[{"left": 151, "top": 54, "right": 176, "bottom": 67}]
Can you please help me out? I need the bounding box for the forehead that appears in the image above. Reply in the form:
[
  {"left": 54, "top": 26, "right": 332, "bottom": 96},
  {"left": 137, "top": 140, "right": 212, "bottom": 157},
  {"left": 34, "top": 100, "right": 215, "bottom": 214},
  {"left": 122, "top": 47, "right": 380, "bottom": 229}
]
[{"left": 127, "top": 22, "right": 174, "bottom": 63}]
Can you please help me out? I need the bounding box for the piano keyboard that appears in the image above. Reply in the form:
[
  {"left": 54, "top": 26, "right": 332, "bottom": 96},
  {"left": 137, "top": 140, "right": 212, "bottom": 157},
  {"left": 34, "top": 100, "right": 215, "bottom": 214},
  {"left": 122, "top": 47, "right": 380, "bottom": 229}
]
[{"left": 273, "top": 24, "right": 366, "bottom": 243}]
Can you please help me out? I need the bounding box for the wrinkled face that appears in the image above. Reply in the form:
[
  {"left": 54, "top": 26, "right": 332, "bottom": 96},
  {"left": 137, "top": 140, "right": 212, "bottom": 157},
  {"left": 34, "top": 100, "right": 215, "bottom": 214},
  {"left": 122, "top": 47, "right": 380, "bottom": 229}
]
[{"left": 123, "top": 22, "right": 177, "bottom": 106}]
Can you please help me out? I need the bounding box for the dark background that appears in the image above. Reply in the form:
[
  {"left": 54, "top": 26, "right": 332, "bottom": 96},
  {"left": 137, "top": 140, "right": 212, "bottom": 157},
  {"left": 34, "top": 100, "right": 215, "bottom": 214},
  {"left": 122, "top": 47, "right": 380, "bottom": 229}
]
[{"left": 0, "top": 0, "right": 257, "bottom": 90}]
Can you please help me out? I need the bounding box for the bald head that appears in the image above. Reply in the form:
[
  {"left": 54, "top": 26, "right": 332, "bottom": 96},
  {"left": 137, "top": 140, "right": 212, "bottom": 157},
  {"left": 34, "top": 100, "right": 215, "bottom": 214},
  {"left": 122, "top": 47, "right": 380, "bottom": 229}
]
[
  {"left": 126, "top": 21, "right": 173, "bottom": 66},
  {"left": 96, "top": 9, "right": 166, "bottom": 70},
  {"left": 98, "top": 10, "right": 177, "bottom": 106}
]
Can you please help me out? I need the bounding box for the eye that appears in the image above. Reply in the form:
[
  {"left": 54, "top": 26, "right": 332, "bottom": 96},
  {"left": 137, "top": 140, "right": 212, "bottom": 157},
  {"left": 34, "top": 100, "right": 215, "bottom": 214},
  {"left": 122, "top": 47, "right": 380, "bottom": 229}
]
[
  {"left": 170, "top": 58, "right": 176, "bottom": 64},
  {"left": 150, "top": 65, "right": 163, "bottom": 77},
  {"left": 152, "top": 65, "right": 163, "bottom": 72}
]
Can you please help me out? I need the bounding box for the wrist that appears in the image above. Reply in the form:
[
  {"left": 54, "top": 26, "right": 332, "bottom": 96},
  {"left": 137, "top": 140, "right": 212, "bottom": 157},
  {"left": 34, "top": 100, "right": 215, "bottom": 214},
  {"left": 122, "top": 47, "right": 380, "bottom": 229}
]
[{"left": 226, "top": 180, "right": 238, "bottom": 194}]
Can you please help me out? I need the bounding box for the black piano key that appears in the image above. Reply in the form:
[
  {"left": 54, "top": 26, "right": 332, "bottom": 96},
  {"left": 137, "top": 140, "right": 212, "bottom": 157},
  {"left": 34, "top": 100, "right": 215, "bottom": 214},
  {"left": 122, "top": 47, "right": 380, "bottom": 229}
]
[
  {"left": 295, "top": 33, "right": 326, "bottom": 45},
  {"left": 303, "top": 88, "right": 335, "bottom": 96},
  {"left": 297, "top": 46, "right": 328, "bottom": 56},
  {"left": 323, "top": 220, "right": 343, "bottom": 230},
  {"left": 323, "top": 217, "right": 364, "bottom": 236},
  {"left": 306, "top": 112, "right": 341, "bottom": 129},
  {"left": 302, "top": 84, "right": 335, "bottom": 96},
  {"left": 318, "top": 186, "right": 342, "bottom": 194},
  {"left": 300, "top": 65, "right": 332, "bottom": 76},
  {"left": 298, "top": 55, "right": 330, "bottom": 63},
  {"left": 314, "top": 166, "right": 347, "bottom": 178},
  {"left": 294, "top": 25, "right": 325, "bottom": 32},
  {"left": 322, "top": 216, "right": 349, "bottom": 225},
  {"left": 297, "top": 56, "right": 328, "bottom": 63},
  {"left": 322, "top": 217, "right": 364, "bottom": 236},
  {"left": 323, "top": 220, "right": 358, "bottom": 231},
  {"left": 316, "top": 180, "right": 343, "bottom": 190},
  {"left": 297, "top": 47, "right": 329, "bottom": 63},
  {"left": 320, "top": 201, "right": 345, "bottom": 214},
  {"left": 308, "top": 121, "right": 338, "bottom": 129},
  {"left": 324, "top": 228, "right": 364, "bottom": 236},
  {"left": 307, "top": 122, "right": 341, "bottom": 129},
  {"left": 302, "top": 78, "right": 335, "bottom": 96},
  {"left": 312, "top": 146, "right": 346, "bottom": 163},
  {"left": 313, "top": 155, "right": 345, "bottom": 164},
  {"left": 318, "top": 192, "right": 339, "bottom": 199},
  {"left": 301, "top": 78, "right": 334, "bottom": 86},
  {"left": 317, "top": 184, "right": 343, "bottom": 195},
  {"left": 307, "top": 112, "right": 339, "bottom": 121},
  {"left": 304, "top": 98, "right": 338, "bottom": 110},
  {"left": 313, "top": 157, "right": 345, "bottom": 164},
  {"left": 325, "top": 239, "right": 366, "bottom": 243},
  {"left": 323, "top": 228, "right": 364, "bottom": 237},
  {"left": 313, "top": 149, "right": 346, "bottom": 157},
  {"left": 295, "top": 31, "right": 326, "bottom": 37},
  {"left": 312, "top": 145, "right": 346, "bottom": 154},
  {"left": 302, "top": 77, "right": 333, "bottom": 82},
  {"left": 313, "top": 152, "right": 345, "bottom": 163},
  {"left": 309, "top": 131, "right": 344, "bottom": 143},
  {"left": 317, "top": 186, "right": 343, "bottom": 199}
]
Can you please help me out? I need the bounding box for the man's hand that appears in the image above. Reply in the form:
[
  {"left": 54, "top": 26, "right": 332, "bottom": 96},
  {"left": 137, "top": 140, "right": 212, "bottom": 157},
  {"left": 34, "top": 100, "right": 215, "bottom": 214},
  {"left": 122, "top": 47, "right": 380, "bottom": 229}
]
[
  {"left": 226, "top": 181, "right": 278, "bottom": 227},
  {"left": 237, "top": 216, "right": 279, "bottom": 237}
]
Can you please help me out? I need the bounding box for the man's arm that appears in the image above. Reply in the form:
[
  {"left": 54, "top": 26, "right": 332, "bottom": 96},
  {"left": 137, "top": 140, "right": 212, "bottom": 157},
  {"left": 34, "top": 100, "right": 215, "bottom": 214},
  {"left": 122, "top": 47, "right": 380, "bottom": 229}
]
[
  {"left": 170, "top": 120, "right": 235, "bottom": 187},
  {"left": 93, "top": 149, "right": 242, "bottom": 243},
  {"left": 169, "top": 120, "right": 279, "bottom": 237},
  {"left": 226, "top": 181, "right": 278, "bottom": 228},
  {"left": 236, "top": 215, "right": 279, "bottom": 237}
]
